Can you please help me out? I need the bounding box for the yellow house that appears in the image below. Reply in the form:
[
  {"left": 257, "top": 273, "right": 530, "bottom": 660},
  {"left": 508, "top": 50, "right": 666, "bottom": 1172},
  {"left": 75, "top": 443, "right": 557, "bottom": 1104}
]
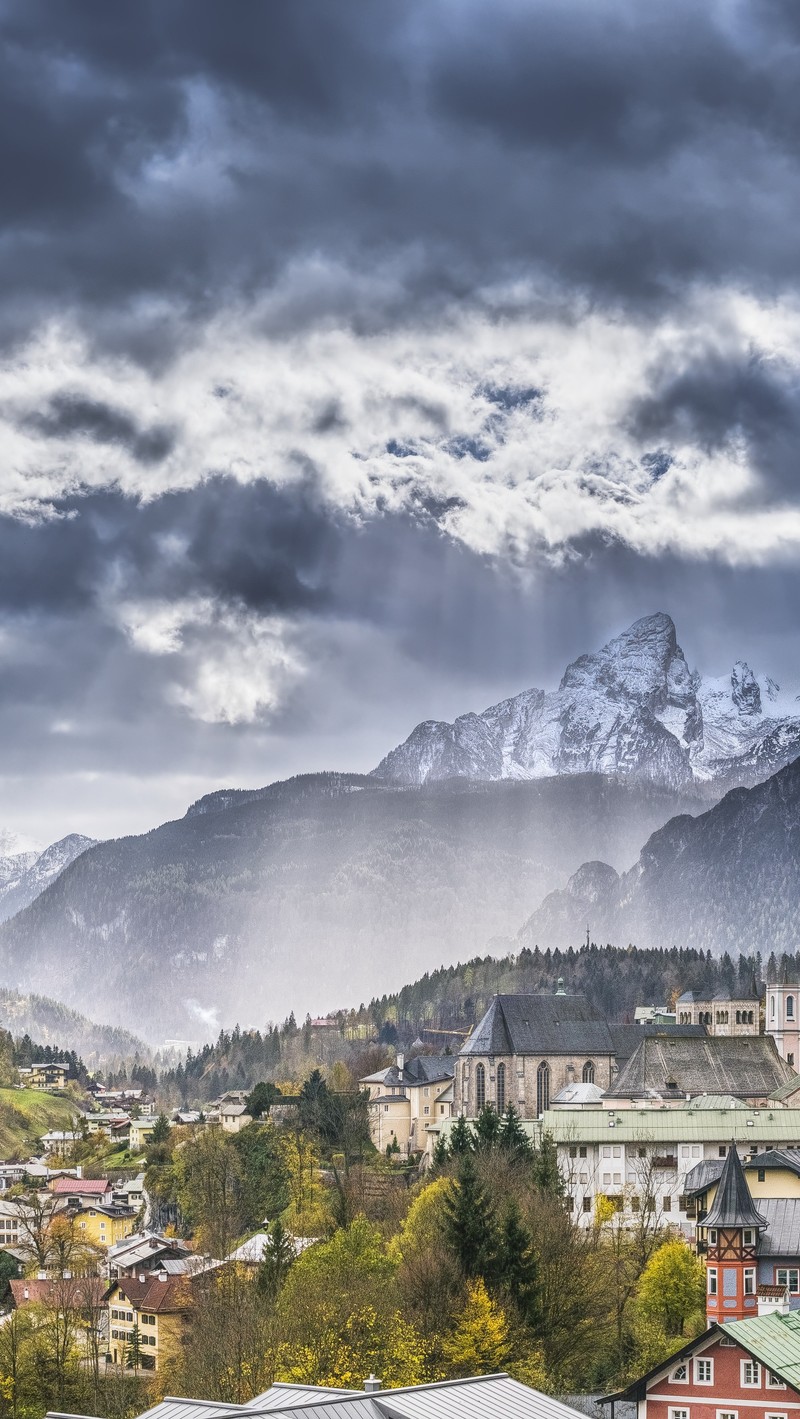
[
  {"left": 688, "top": 1147, "right": 800, "bottom": 1216},
  {"left": 106, "top": 1273, "right": 192, "bottom": 1372},
  {"left": 129, "top": 1119, "right": 158, "bottom": 1152},
  {"left": 75, "top": 1203, "right": 137, "bottom": 1249},
  {"left": 361, "top": 1053, "right": 455, "bottom": 1156}
]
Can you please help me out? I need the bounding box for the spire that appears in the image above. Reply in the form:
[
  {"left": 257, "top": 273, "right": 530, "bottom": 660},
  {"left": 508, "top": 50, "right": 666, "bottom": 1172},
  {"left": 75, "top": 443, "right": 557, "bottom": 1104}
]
[{"left": 702, "top": 1145, "right": 767, "bottom": 1231}]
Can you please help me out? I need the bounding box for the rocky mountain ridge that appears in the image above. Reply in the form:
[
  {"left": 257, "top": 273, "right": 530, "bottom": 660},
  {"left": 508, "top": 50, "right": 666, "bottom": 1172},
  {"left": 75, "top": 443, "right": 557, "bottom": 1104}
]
[
  {"left": 519, "top": 754, "right": 800, "bottom": 956},
  {"left": 0, "top": 833, "right": 96, "bottom": 923},
  {"left": 373, "top": 613, "right": 800, "bottom": 791}
]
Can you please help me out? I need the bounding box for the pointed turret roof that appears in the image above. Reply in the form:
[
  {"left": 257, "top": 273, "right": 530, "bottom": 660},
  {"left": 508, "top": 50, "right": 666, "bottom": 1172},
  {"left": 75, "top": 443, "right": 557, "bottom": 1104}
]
[{"left": 703, "top": 1145, "right": 767, "bottom": 1231}]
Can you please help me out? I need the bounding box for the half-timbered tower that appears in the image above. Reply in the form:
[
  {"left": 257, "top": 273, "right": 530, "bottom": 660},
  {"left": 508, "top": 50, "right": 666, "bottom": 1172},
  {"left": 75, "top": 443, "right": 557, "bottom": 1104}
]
[{"left": 698, "top": 1144, "right": 767, "bottom": 1324}]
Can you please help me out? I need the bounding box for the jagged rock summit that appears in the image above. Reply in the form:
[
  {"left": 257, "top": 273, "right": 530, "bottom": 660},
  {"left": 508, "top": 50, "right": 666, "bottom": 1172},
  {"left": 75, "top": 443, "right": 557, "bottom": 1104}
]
[
  {"left": 0, "top": 833, "right": 96, "bottom": 923},
  {"left": 372, "top": 612, "right": 800, "bottom": 790}
]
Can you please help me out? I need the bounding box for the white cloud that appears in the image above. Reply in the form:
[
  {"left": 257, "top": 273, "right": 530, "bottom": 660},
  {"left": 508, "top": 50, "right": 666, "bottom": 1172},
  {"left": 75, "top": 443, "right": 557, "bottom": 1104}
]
[
  {"left": 115, "top": 597, "right": 305, "bottom": 725},
  {"left": 2, "top": 282, "right": 800, "bottom": 569}
]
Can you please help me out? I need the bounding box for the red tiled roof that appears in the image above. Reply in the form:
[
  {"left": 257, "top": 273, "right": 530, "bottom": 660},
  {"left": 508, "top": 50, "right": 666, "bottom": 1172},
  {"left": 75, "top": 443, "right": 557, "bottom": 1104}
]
[
  {"left": 11, "top": 1277, "right": 105, "bottom": 1308},
  {"left": 49, "top": 1177, "right": 111, "bottom": 1195},
  {"left": 109, "top": 1274, "right": 194, "bottom": 1313}
]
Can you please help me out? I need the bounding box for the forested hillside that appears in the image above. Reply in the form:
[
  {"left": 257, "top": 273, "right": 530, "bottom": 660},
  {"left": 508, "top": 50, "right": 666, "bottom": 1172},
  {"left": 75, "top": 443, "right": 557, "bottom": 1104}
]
[{"left": 155, "top": 942, "right": 789, "bottom": 1104}]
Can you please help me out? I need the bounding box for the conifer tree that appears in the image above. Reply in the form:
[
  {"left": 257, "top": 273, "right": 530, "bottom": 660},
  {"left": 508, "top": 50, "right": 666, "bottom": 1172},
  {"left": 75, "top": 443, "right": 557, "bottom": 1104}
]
[
  {"left": 442, "top": 1154, "right": 499, "bottom": 1279},
  {"left": 532, "top": 1130, "right": 563, "bottom": 1196},
  {"left": 498, "top": 1105, "right": 532, "bottom": 1159},
  {"left": 431, "top": 1134, "right": 450, "bottom": 1169},
  {"left": 495, "top": 1202, "right": 539, "bottom": 1323},
  {"left": 473, "top": 1104, "right": 501, "bottom": 1151},
  {"left": 257, "top": 1217, "right": 296, "bottom": 1300},
  {"left": 448, "top": 1115, "right": 474, "bottom": 1156}
]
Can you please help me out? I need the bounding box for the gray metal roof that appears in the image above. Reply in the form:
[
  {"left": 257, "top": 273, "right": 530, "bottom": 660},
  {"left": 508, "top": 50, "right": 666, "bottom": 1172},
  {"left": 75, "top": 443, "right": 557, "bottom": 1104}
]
[
  {"left": 246, "top": 1389, "right": 359, "bottom": 1410},
  {"left": 462, "top": 995, "right": 613, "bottom": 1058},
  {"left": 758, "top": 1198, "right": 800, "bottom": 1257},
  {"left": 133, "top": 1375, "right": 591, "bottom": 1419}
]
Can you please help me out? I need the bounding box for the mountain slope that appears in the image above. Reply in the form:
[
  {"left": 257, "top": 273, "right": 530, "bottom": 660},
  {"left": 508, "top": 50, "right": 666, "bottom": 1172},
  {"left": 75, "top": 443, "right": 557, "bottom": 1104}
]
[
  {"left": 373, "top": 613, "right": 800, "bottom": 791},
  {"left": 0, "top": 834, "right": 96, "bottom": 922},
  {"left": 0, "top": 772, "right": 705, "bottom": 1038},
  {"left": 519, "top": 756, "right": 800, "bottom": 955},
  {"left": 0, "top": 988, "right": 147, "bottom": 1065}
]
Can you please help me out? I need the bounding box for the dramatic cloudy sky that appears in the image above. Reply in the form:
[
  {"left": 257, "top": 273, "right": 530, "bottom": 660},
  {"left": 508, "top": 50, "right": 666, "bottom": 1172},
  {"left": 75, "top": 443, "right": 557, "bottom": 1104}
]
[{"left": 2, "top": 0, "right": 800, "bottom": 843}]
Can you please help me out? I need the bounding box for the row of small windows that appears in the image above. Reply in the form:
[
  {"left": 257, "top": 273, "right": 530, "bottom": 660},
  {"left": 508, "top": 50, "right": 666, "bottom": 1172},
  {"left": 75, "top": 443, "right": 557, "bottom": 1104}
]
[
  {"left": 471, "top": 1059, "right": 594, "bottom": 1115},
  {"left": 678, "top": 1009, "right": 755, "bottom": 1025}
]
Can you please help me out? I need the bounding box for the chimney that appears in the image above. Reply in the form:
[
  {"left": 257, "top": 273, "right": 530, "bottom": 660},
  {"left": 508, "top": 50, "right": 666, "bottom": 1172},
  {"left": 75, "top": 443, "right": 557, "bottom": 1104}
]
[
  {"left": 396, "top": 1052, "right": 405, "bottom": 1074},
  {"left": 158, "top": 1270, "right": 168, "bottom": 1282},
  {"left": 139, "top": 1273, "right": 146, "bottom": 1283},
  {"left": 363, "top": 1376, "right": 381, "bottom": 1393}
]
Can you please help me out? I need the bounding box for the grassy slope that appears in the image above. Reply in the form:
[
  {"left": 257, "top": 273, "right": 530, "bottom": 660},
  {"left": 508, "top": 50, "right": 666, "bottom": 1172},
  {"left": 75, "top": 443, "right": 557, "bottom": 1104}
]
[{"left": 0, "top": 1087, "right": 77, "bottom": 1157}]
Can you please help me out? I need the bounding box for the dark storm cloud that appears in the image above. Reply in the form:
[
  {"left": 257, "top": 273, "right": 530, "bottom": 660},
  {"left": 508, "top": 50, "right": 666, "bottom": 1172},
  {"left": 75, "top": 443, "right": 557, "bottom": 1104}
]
[
  {"left": 23, "top": 394, "right": 176, "bottom": 465},
  {"left": 1, "top": 0, "right": 800, "bottom": 347},
  {"left": 628, "top": 350, "right": 800, "bottom": 496}
]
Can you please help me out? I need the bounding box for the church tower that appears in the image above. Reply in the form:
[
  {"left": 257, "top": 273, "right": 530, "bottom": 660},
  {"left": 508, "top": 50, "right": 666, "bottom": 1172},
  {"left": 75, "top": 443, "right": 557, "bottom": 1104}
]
[
  {"left": 698, "top": 1146, "right": 766, "bottom": 1324},
  {"left": 766, "top": 971, "right": 800, "bottom": 1069}
]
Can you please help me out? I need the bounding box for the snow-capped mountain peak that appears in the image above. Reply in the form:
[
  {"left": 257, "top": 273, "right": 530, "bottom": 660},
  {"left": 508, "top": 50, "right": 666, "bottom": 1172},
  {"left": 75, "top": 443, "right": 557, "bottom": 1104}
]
[{"left": 372, "top": 613, "right": 800, "bottom": 790}]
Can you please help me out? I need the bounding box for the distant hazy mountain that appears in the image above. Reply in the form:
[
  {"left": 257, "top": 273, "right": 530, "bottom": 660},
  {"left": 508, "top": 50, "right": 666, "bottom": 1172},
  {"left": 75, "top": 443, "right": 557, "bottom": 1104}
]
[
  {"left": 519, "top": 756, "right": 800, "bottom": 955},
  {"left": 0, "top": 772, "right": 705, "bottom": 1038},
  {"left": 373, "top": 613, "right": 800, "bottom": 791},
  {"left": 0, "top": 834, "right": 96, "bottom": 923},
  {"left": 0, "top": 986, "right": 147, "bottom": 1065}
]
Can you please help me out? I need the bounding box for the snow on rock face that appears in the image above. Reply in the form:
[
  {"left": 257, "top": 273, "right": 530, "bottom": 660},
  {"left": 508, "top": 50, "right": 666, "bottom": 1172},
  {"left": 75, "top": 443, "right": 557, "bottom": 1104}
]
[
  {"left": 0, "top": 834, "right": 96, "bottom": 923},
  {"left": 372, "top": 612, "right": 800, "bottom": 791}
]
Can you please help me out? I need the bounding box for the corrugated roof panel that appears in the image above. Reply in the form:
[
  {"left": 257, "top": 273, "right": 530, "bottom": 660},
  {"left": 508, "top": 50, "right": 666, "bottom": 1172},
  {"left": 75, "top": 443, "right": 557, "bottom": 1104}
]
[
  {"left": 721, "top": 1312, "right": 800, "bottom": 1386},
  {"left": 540, "top": 1107, "right": 800, "bottom": 1145},
  {"left": 376, "top": 1376, "right": 589, "bottom": 1419},
  {"left": 246, "top": 1389, "right": 359, "bottom": 1410}
]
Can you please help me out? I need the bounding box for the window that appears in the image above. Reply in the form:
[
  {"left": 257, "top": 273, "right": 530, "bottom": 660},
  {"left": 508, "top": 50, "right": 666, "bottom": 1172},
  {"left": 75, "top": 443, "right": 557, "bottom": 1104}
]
[
  {"left": 602, "top": 1145, "right": 611, "bottom": 1158},
  {"left": 671, "top": 1363, "right": 689, "bottom": 1383},
  {"left": 496, "top": 1063, "right": 506, "bottom": 1114},
  {"left": 708, "top": 1268, "right": 718, "bottom": 1295},
  {"left": 663, "top": 1196, "right": 672, "bottom": 1212},
  {"left": 583, "top": 1061, "right": 595, "bottom": 1084},
  {"left": 719, "top": 1145, "right": 727, "bottom": 1157},
  {"left": 758, "top": 1168, "right": 766, "bottom": 1182},
  {"left": 743, "top": 1228, "right": 756, "bottom": 1245},
  {"left": 384, "top": 1104, "right": 389, "bottom": 1112},
  {"left": 440, "top": 1105, "right": 445, "bottom": 1114},
  {"left": 424, "top": 1105, "right": 430, "bottom": 1115},
  {"left": 717, "top": 1411, "right": 737, "bottom": 1419},
  {"left": 423, "top": 1087, "right": 429, "bottom": 1097},
  {"left": 631, "top": 1196, "right": 640, "bottom": 1213},
  {"left": 579, "top": 1145, "right": 587, "bottom": 1158},
  {"left": 709, "top": 1229, "right": 718, "bottom": 1244},
  {"left": 788, "top": 995, "right": 795, "bottom": 1020},
  {"left": 695, "top": 1359, "right": 713, "bottom": 1385},
  {"left": 475, "top": 1063, "right": 486, "bottom": 1111},
  {"left": 638, "top": 1147, "right": 647, "bottom": 1158},
  {"left": 776, "top": 1267, "right": 800, "bottom": 1293},
  {"left": 771, "top": 995, "right": 776, "bottom": 1018},
  {"left": 582, "top": 1196, "right": 592, "bottom": 1213},
  {"left": 741, "top": 1360, "right": 761, "bottom": 1387},
  {"left": 744, "top": 1268, "right": 756, "bottom": 1295},
  {"left": 767, "top": 1374, "right": 787, "bottom": 1390},
  {"left": 669, "top": 1409, "right": 689, "bottom": 1419},
  {"left": 536, "top": 1061, "right": 550, "bottom": 1115},
  {"left": 765, "top": 1413, "right": 787, "bottom": 1419}
]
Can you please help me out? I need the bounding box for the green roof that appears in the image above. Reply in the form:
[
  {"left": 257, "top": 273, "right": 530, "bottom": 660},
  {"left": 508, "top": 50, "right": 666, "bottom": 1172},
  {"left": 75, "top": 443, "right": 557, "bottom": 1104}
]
[
  {"left": 770, "top": 1074, "right": 800, "bottom": 1101},
  {"left": 683, "top": 1093, "right": 748, "bottom": 1110},
  {"left": 720, "top": 1312, "right": 800, "bottom": 1388},
  {"left": 536, "top": 1106, "right": 800, "bottom": 1145}
]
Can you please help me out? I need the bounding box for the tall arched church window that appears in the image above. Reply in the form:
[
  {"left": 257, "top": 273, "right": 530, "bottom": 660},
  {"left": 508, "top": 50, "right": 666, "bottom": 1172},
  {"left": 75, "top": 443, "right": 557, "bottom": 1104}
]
[
  {"left": 475, "top": 1063, "right": 486, "bottom": 1111},
  {"left": 582, "top": 1060, "right": 595, "bottom": 1084},
  {"left": 537, "top": 1061, "right": 550, "bottom": 1116},
  {"left": 496, "top": 1063, "right": 506, "bottom": 1114},
  {"left": 788, "top": 996, "right": 795, "bottom": 1020}
]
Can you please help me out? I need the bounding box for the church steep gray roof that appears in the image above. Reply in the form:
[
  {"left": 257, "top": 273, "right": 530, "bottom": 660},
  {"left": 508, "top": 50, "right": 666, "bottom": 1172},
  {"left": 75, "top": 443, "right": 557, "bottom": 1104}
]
[
  {"left": 607, "top": 1033, "right": 792, "bottom": 1100},
  {"left": 461, "top": 994, "right": 613, "bottom": 1057},
  {"left": 702, "top": 1145, "right": 767, "bottom": 1231}
]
